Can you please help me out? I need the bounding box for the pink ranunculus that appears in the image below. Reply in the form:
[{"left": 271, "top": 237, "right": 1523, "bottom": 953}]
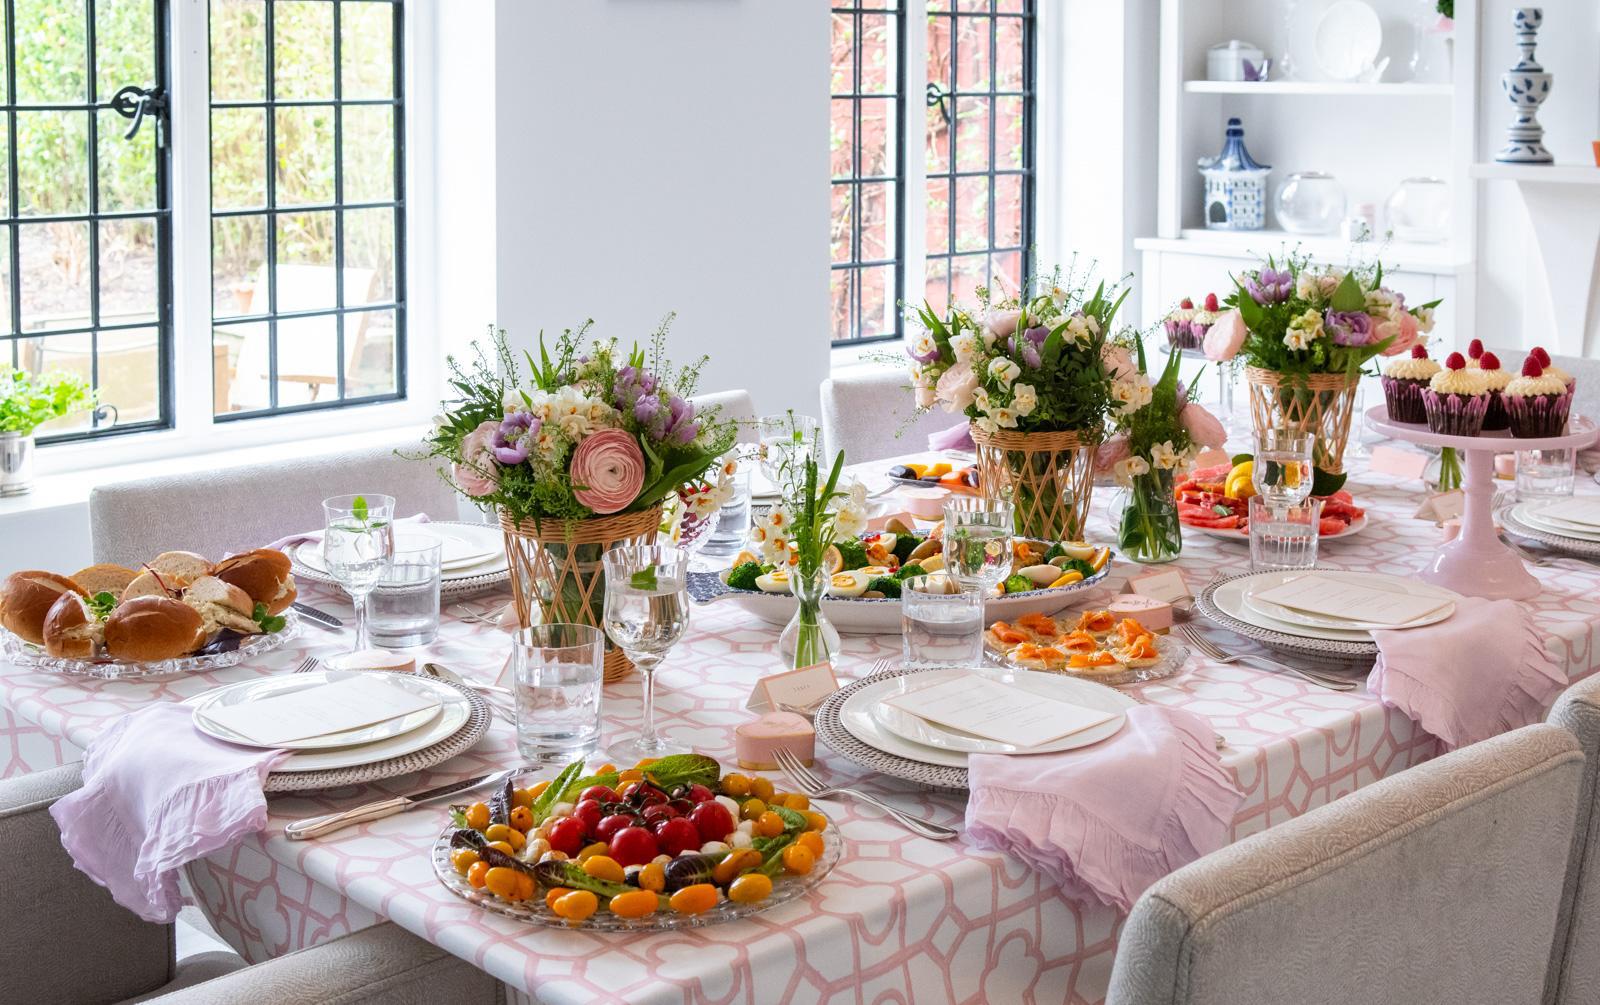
[
  {"left": 935, "top": 361, "right": 979, "bottom": 413},
  {"left": 1094, "top": 434, "right": 1130, "bottom": 475},
  {"left": 1202, "top": 309, "right": 1247, "bottom": 362},
  {"left": 1179, "top": 402, "right": 1228, "bottom": 449},
  {"left": 452, "top": 420, "right": 501, "bottom": 498},
  {"left": 570, "top": 428, "right": 646, "bottom": 515},
  {"left": 1379, "top": 310, "right": 1421, "bottom": 356},
  {"left": 1103, "top": 343, "right": 1135, "bottom": 382},
  {"left": 986, "top": 309, "right": 1022, "bottom": 339}
]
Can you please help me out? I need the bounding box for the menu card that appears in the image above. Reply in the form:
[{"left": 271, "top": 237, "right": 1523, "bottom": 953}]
[
  {"left": 883, "top": 674, "right": 1117, "bottom": 748},
  {"left": 1252, "top": 574, "right": 1452, "bottom": 627},
  {"left": 1534, "top": 497, "right": 1600, "bottom": 529},
  {"left": 202, "top": 675, "right": 441, "bottom": 746}
]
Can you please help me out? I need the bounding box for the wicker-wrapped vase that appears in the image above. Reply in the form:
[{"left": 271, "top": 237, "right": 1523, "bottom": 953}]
[
  {"left": 498, "top": 506, "right": 662, "bottom": 683},
  {"left": 970, "top": 426, "right": 1098, "bottom": 542},
  {"left": 1245, "top": 367, "right": 1361, "bottom": 474}
]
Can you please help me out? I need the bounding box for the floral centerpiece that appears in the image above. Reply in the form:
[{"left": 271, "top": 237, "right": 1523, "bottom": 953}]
[
  {"left": 1099, "top": 339, "right": 1228, "bottom": 563},
  {"left": 662, "top": 455, "right": 740, "bottom": 555},
  {"left": 905, "top": 263, "right": 1129, "bottom": 540},
  {"left": 1, "top": 368, "right": 96, "bottom": 497},
  {"left": 1203, "top": 254, "right": 1438, "bottom": 473},
  {"left": 423, "top": 320, "right": 736, "bottom": 678}
]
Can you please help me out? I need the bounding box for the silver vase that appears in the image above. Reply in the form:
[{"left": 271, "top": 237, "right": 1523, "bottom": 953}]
[
  {"left": 0, "top": 432, "right": 34, "bottom": 496},
  {"left": 1497, "top": 7, "right": 1553, "bottom": 164}
]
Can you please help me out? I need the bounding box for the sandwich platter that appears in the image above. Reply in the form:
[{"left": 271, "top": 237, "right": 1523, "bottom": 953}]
[{"left": 1, "top": 612, "right": 299, "bottom": 680}]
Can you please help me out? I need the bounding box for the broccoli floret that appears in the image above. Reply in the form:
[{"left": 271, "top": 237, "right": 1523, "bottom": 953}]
[
  {"left": 895, "top": 562, "right": 927, "bottom": 580},
  {"left": 892, "top": 534, "right": 922, "bottom": 563},
  {"left": 1003, "top": 574, "right": 1035, "bottom": 595},
  {"left": 1040, "top": 542, "right": 1066, "bottom": 563},
  {"left": 1055, "top": 557, "right": 1095, "bottom": 579},
  {"left": 726, "top": 561, "right": 763, "bottom": 591},
  {"left": 834, "top": 539, "right": 869, "bottom": 570},
  {"left": 867, "top": 576, "right": 902, "bottom": 599}
]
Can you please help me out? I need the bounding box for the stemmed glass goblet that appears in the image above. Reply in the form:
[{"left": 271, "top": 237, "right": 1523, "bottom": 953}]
[
  {"left": 601, "top": 544, "right": 690, "bottom": 761},
  {"left": 321, "top": 494, "right": 396, "bottom": 659}
]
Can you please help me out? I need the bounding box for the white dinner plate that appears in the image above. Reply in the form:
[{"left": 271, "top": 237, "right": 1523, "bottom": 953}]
[
  {"left": 185, "top": 671, "right": 471, "bottom": 771},
  {"left": 869, "top": 675, "right": 1128, "bottom": 755},
  {"left": 1212, "top": 575, "right": 1374, "bottom": 642},
  {"left": 294, "top": 522, "right": 509, "bottom": 579},
  {"left": 841, "top": 668, "right": 1136, "bottom": 765},
  {"left": 192, "top": 676, "right": 446, "bottom": 751},
  {"left": 1241, "top": 571, "right": 1457, "bottom": 632},
  {"left": 1313, "top": 0, "right": 1382, "bottom": 80},
  {"left": 1513, "top": 504, "right": 1600, "bottom": 542}
]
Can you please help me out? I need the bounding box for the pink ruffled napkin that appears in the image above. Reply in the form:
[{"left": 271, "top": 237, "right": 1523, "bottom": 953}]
[
  {"left": 50, "top": 703, "right": 289, "bottom": 923},
  {"left": 265, "top": 512, "right": 432, "bottom": 552},
  {"left": 927, "top": 422, "right": 974, "bottom": 452},
  {"left": 1368, "top": 596, "right": 1565, "bottom": 751},
  {"left": 965, "top": 705, "right": 1242, "bottom": 911}
]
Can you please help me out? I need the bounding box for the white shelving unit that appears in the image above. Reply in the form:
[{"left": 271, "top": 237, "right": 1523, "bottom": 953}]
[{"left": 1136, "top": 0, "right": 1480, "bottom": 344}]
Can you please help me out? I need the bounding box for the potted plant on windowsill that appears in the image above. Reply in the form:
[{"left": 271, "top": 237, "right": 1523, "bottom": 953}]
[{"left": 0, "top": 369, "right": 96, "bottom": 497}]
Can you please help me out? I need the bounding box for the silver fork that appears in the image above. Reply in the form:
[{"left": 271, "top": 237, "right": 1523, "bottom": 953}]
[
  {"left": 294, "top": 656, "right": 321, "bottom": 674},
  {"left": 1177, "top": 623, "right": 1358, "bottom": 691},
  {"left": 772, "top": 748, "right": 959, "bottom": 841}
]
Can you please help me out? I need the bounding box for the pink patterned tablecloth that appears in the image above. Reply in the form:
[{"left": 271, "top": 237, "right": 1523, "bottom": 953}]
[{"left": 4, "top": 460, "right": 1600, "bottom": 1005}]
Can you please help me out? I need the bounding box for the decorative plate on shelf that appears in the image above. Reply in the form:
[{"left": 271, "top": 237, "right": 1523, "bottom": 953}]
[{"left": 0, "top": 612, "right": 300, "bottom": 681}]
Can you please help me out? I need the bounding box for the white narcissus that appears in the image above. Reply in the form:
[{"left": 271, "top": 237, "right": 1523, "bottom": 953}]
[
  {"left": 987, "top": 357, "right": 1021, "bottom": 387},
  {"left": 1011, "top": 382, "right": 1038, "bottom": 416},
  {"left": 1112, "top": 455, "right": 1150, "bottom": 488},
  {"left": 1149, "top": 440, "right": 1180, "bottom": 470},
  {"left": 950, "top": 332, "right": 980, "bottom": 364}
]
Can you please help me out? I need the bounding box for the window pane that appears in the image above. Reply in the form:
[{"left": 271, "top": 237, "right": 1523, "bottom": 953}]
[
  {"left": 830, "top": 99, "right": 853, "bottom": 180},
  {"left": 858, "top": 96, "right": 897, "bottom": 179},
  {"left": 0, "top": 116, "right": 9, "bottom": 217},
  {"left": 273, "top": 0, "right": 335, "bottom": 100},
  {"left": 274, "top": 210, "right": 337, "bottom": 310},
  {"left": 925, "top": 177, "right": 949, "bottom": 256},
  {"left": 94, "top": 326, "right": 162, "bottom": 426},
  {"left": 216, "top": 320, "right": 270, "bottom": 413},
  {"left": 829, "top": 184, "right": 851, "bottom": 265},
  {"left": 950, "top": 253, "right": 987, "bottom": 304},
  {"left": 954, "top": 16, "right": 990, "bottom": 91},
  {"left": 340, "top": 2, "right": 395, "bottom": 99},
  {"left": 829, "top": 268, "right": 852, "bottom": 343},
  {"left": 342, "top": 105, "right": 395, "bottom": 202},
  {"left": 14, "top": 0, "right": 87, "bottom": 103},
  {"left": 954, "top": 95, "right": 989, "bottom": 173},
  {"left": 212, "top": 214, "right": 267, "bottom": 315},
  {"left": 19, "top": 222, "right": 91, "bottom": 332},
  {"left": 0, "top": 234, "right": 12, "bottom": 334},
  {"left": 274, "top": 313, "right": 337, "bottom": 405},
  {"left": 96, "top": 0, "right": 155, "bottom": 101},
  {"left": 994, "top": 172, "right": 1022, "bottom": 248},
  {"left": 343, "top": 206, "right": 395, "bottom": 304},
  {"left": 211, "top": 108, "right": 268, "bottom": 209},
  {"left": 19, "top": 337, "right": 94, "bottom": 437},
  {"left": 274, "top": 105, "right": 336, "bottom": 206},
  {"left": 99, "top": 109, "right": 156, "bottom": 212},
  {"left": 98, "top": 217, "right": 159, "bottom": 325},
  {"left": 859, "top": 14, "right": 897, "bottom": 94},
  {"left": 991, "top": 249, "right": 1023, "bottom": 296},
  {"left": 996, "top": 95, "right": 1023, "bottom": 170},
  {"left": 16, "top": 112, "right": 89, "bottom": 216},
  {"left": 211, "top": 0, "right": 267, "bottom": 101},
  {"left": 829, "top": 14, "right": 853, "bottom": 94},
  {"left": 954, "top": 175, "right": 989, "bottom": 252},
  {"left": 346, "top": 307, "right": 396, "bottom": 397},
  {"left": 925, "top": 100, "right": 951, "bottom": 174},
  {"left": 859, "top": 181, "right": 895, "bottom": 262},
  {"left": 923, "top": 257, "right": 950, "bottom": 315},
  {"left": 859, "top": 265, "right": 896, "bottom": 339},
  {"left": 926, "top": 16, "right": 951, "bottom": 92},
  {"left": 995, "top": 16, "right": 1024, "bottom": 90}
]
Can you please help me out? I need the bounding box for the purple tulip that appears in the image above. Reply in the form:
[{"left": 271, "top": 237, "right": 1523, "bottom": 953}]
[
  {"left": 1023, "top": 325, "right": 1050, "bottom": 346},
  {"left": 1021, "top": 343, "right": 1041, "bottom": 368},
  {"left": 633, "top": 394, "right": 661, "bottom": 425},
  {"left": 493, "top": 411, "right": 538, "bottom": 464},
  {"left": 1245, "top": 267, "right": 1292, "bottom": 304},
  {"left": 1324, "top": 309, "right": 1374, "bottom": 347}
]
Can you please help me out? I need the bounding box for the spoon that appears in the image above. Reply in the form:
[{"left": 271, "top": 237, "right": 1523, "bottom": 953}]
[{"left": 420, "top": 662, "right": 513, "bottom": 697}]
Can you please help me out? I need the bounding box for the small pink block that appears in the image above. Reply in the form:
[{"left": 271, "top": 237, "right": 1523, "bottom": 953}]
[
  {"left": 735, "top": 712, "right": 815, "bottom": 771},
  {"left": 1494, "top": 453, "right": 1516, "bottom": 479},
  {"left": 899, "top": 486, "right": 951, "bottom": 521},
  {"left": 1108, "top": 594, "right": 1174, "bottom": 634}
]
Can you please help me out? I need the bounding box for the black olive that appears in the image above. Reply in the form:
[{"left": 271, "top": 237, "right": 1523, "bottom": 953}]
[{"left": 888, "top": 464, "right": 916, "bottom": 480}]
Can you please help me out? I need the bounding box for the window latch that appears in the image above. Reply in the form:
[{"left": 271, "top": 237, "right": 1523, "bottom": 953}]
[
  {"left": 110, "top": 84, "right": 167, "bottom": 144},
  {"left": 926, "top": 82, "right": 951, "bottom": 125}
]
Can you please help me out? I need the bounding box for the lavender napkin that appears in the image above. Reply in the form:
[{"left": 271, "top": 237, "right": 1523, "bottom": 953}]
[
  {"left": 265, "top": 512, "right": 432, "bottom": 552},
  {"left": 1368, "top": 596, "right": 1565, "bottom": 751},
  {"left": 50, "top": 703, "right": 289, "bottom": 923},
  {"left": 964, "top": 705, "right": 1242, "bottom": 911},
  {"left": 927, "top": 422, "right": 974, "bottom": 453}
]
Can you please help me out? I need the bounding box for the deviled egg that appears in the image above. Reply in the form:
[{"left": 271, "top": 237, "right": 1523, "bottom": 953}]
[
  {"left": 754, "top": 570, "right": 793, "bottom": 594},
  {"left": 825, "top": 569, "right": 872, "bottom": 598}
]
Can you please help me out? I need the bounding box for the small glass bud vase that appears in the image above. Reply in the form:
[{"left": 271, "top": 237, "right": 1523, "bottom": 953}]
[
  {"left": 1114, "top": 468, "right": 1183, "bottom": 564},
  {"left": 780, "top": 563, "right": 839, "bottom": 668}
]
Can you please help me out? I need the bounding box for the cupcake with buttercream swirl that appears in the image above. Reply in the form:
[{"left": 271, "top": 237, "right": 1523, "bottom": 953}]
[
  {"left": 1477, "top": 351, "right": 1513, "bottom": 431},
  {"left": 1423, "top": 352, "right": 1489, "bottom": 436},
  {"left": 1504, "top": 355, "right": 1572, "bottom": 438},
  {"left": 1381, "top": 344, "right": 1440, "bottom": 423},
  {"left": 1529, "top": 346, "right": 1574, "bottom": 394}
]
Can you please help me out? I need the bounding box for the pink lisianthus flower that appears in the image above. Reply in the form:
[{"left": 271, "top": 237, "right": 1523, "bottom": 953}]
[
  {"left": 1179, "top": 402, "right": 1228, "bottom": 449},
  {"left": 452, "top": 420, "right": 501, "bottom": 498},
  {"left": 1103, "top": 343, "right": 1135, "bottom": 382},
  {"left": 570, "top": 428, "right": 646, "bottom": 515},
  {"left": 1377, "top": 309, "right": 1421, "bottom": 356},
  {"left": 1094, "top": 434, "right": 1131, "bottom": 475},
  {"left": 935, "top": 361, "right": 979, "bottom": 413},
  {"left": 986, "top": 309, "right": 1022, "bottom": 339},
  {"left": 1202, "top": 309, "right": 1247, "bottom": 362}
]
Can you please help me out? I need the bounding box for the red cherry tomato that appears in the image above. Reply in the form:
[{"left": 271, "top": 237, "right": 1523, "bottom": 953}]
[
  {"left": 609, "top": 826, "right": 659, "bottom": 866},
  {"left": 654, "top": 817, "right": 702, "bottom": 857},
  {"left": 578, "top": 785, "right": 618, "bottom": 805},
  {"left": 572, "top": 799, "right": 605, "bottom": 834},
  {"left": 688, "top": 800, "right": 735, "bottom": 844},
  {"left": 641, "top": 803, "right": 679, "bottom": 826},
  {"left": 683, "top": 783, "right": 716, "bottom": 804},
  {"left": 632, "top": 784, "right": 669, "bottom": 807},
  {"left": 546, "top": 816, "right": 588, "bottom": 858},
  {"left": 596, "top": 813, "right": 637, "bottom": 844}
]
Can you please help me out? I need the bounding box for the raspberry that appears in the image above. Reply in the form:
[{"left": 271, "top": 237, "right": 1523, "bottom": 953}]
[
  {"left": 1444, "top": 352, "right": 1466, "bottom": 370},
  {"left": 1479, "top": 351, "right": 1501, "bottom": 370},
  {"left": 1532, "top": 346, "right": 1552, "bottom": 367},
  {"left": 1204, "top": 293, "right": 1220, "bottom": 312},
  {"left": 1522, "top": 356, "right": 1544, "bottom": 378},
  {"left": 1410, "top": 345, "right": 1428, "bottom": 359},
  {"left": 1468, "top": 338, "right": 1484, "bottom": 359},
  {"left": 1179, "top": 298, "right": 1193, "bottom": 310}
]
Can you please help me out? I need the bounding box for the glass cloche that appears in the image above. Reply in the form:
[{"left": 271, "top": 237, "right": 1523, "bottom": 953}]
[{"left": 1274, "top": 171, "right": 1346, "bottom": 234}]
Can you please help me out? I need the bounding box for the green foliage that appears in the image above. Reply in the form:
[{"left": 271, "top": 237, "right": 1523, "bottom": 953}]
[
  {"left": 251, "top": 602, "right": 287, "bottom": 634},
  {"left": 867, "top": 576, "right": 901, "bottom": 598},
  {"left": 726, "top": 561, "right": 763, "bottom": 591},
  {"left": 1436, "top": 0, "right": 1454, "bottom": 18},
  {"left": 833, "top": 538, "right": 869, "bottom": 571},
  {"left": 0, "top": 368, "right": 95, "bottom": 435},
  {"left": 894, "top": 562, "right": 926, "bottom": 580}
]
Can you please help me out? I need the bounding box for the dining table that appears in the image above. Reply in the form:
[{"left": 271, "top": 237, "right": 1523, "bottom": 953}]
[{"left": 4, "top": 450, "right": 1600, "bottom": 1005}]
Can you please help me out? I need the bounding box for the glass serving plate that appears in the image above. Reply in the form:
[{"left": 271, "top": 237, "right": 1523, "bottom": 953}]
[
  {"left": 987, "top": 630, "right": 1190, "bottom": 687},
  {"left": 0, "top": 612, "right": 300, "bottom": 680},
  {"left": 431, "top": 818, "right": 843, "bottom": 931}
]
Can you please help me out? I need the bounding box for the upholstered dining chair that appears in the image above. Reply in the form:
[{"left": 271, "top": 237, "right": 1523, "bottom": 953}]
[
  {"left": 820, "top": 367, "right": 954, "bottom": 464},
  {"left": 689, "top": 388, "right": 759, "bottom": 444},
  {"left": 1545, "top": 676, "right": 1600, "bottom": 1005},
  {"left": 1485, "top": 348, "right": 1600, "bottom": 421},
  {"left": 0, "top": 762, "right": 503, "bottom": 1004},
  {"left": 89, "top": 440, "right": 463, "bottom": 567},
  {"left": 1106, "top": 723, "right": 1584, "bottom": 1005}
]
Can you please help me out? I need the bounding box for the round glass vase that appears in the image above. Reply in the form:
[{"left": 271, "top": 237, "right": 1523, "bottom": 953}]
[
  {"left": 779, "top": 563, "right": 840, "bottom": 669},
  {"left": 1114, "top": 468, "right": 1183, "bottom": 565}
]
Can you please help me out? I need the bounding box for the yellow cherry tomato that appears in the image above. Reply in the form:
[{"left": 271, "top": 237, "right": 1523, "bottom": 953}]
[
  {"left": 781, "top": 793, "right": 810, "bottom": 812},
  {"left": 804, "top": 811, "right": 827, "bottom": 832},
  {"left": 712, "top": 848, "right": 763, "bottom": 886},
  {"left": 464, "top": 802, "right": 491, "bottom": 831},
  {"left": 618, "top": 768, "right": 644, "bottom": 782},
  {"left": 634, "top": 757, "right": 659, "bottom": 769},
  {"left": 669, "top": 884, "right": 719, "bottom": 916},
  {"left": 487, "top": 841, "right": 514, "bottom": 857},
  {"left": 582, "top": 855, "right": 626, "bottom": 884},
  {"left": 511, "top": 788, "right": 535, "bottom": 810},
  {"left": 720, "top": 773, "right": 752, "bottom": 798},
  {"left": 781, "top": 844, "right": 816, "bottom": 876},
  {"left": 451, "top": 848, "right": 480, "bottom": 876},
  {"left": 528, "top": 780, "right": 551, "bottom": 799},
  {"left": 466, "top": 860, "right": 490, "bottom": 889},
  {"left": 509, "top": 806, "right": 534, "bottom": 832},
  {"left": 515, "top": 872, "right": 536, "bottom": 902},
  {"left": 485, "top": 867, "right": 522, "bottom": 900},
  {"left": 638, "top": 862, "right": 666, "bottom": 893},
  {"left": 740, "top": 798, "right": 767, "bottom": 821},
  {"left": 595, "top": 763, "right": 617, "bottom": 775},
  {"left": 607, "top": 889, "right": 659, "bottom": 919},
  {"left": 754, "top": 811, "right": 785, "bottom": 838},
  {"left": 795, "top": 831, "right": 825, "bottom": 859},
  {"left": 544, "top": 886, "right": 572, "bottom": 910},
  {"left": 749, "top": 777, "right": 775, "bottom": 802},
  {"left": 577, "top": 842, "right": 611, "bottom": 862},
  {"left": 484, "top": 823, "right": 514, "bottom": 843},
  {"left": 552, "top": 890, "right": 598, "bottom": 925},
  {"left": 728, "top": 873, "right": 773, "bottom": 904}
]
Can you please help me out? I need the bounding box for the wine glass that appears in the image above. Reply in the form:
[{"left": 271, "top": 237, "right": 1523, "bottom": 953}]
[
  {"left": 757, "top": 412, "right": 820, "bottom": 486},
  {"left": 321, "top": 494, "right": 396, "bottom": 655},
  {"left": 1252, "top": 429, "right": 1315, "bottom": 506},
  {"left": 942, "top": 497, "right": 1014, "bottom": 594},
  {"left": 601, "top": 544, "right": 690, "bottom": 761}
]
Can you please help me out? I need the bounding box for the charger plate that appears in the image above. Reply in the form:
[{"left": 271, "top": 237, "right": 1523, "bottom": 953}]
[{"left": 1196, "top": 573, "right": 1379, "bottom": 664}]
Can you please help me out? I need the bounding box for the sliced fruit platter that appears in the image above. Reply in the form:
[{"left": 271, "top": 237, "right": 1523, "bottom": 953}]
[
  {"left": 1175, "top": 460, "right": 1367, "bottom": 540},
  {"left": 689, "top": 519, "right": 1114, "bottom": 634},
  {"left": 984, "top": 609, "right": 1188, "bottom": 686},
  {"left": 884, "top": 461, "right": 980, "bottom": 494},
  {"left": 432, "top": 754, "right": 840, "bottom": 930}
]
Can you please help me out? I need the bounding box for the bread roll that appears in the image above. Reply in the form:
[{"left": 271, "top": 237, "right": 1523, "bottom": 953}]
[
  {"left": 71, "top": 564, "right": 139, "bottom": 597},
  {"left": 0, "top": 571, "right": 87, "bottom": 646},
  {"left": 213, "top": 548, "right": 297, "bottom": 616},
  {"left": 146, "top": 551, "right": 213, "bottom": 588},
  {"left": 121, "top": 569, "right": 179, "bottom": 604},
  {"left": 104, "top": 597, "right": 207, "bottom": 661},
  {"left": 43, "top": 592, "right": 102, "bottom": 659},
  {"left": 183, "top": 575, "right": 260, "bottom": 635}
]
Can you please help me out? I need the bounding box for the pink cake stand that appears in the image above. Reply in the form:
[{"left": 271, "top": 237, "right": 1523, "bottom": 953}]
[{"left": 1365, "top": 406, "right": 1599, "bottom": 600}]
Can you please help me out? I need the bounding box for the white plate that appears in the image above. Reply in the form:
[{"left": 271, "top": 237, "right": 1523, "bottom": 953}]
[
  {"left": 869, "top": 674, "right": 1128, "bottom": 755},
  {"left": 294, "top": 522, "right": 509, "bottom": 580},
  {"left": 185, "top": 671, "right": 471, "bottom": 771},
  {"left": 193, "top": 679, "right": 446, "bottom": 751},
  {"left": 1213, "top": 575, "right": 1373, "bottom": 642},
  {"left": 1313, "top": 0, "right": 1381, "bottom": 81},
  {"left": 1241, "top": 571, "right": 1457, "bottom": 632},
  {"left": 1514, "top": 504, "right": 1600, "bottom": 542},
  {"left": 1190, "top": 512, "right": 1368, "bottom": 543},
  {"left": 841, "top": 668, "right": 1136, "bottom": 766}
]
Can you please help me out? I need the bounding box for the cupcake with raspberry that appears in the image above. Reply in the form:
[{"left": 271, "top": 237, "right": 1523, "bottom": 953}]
[
  {"left": 1476, "top": 351, "right": 1512, "bottom": 430},
  {"left": 1465, "top": 338, "right": 1485, "bottom": 368},
  {"left": 1423, "top": 352, "right": 1489, "bottom": 436},
  {"left": 1380, "top": 344, "right": 1440, "bottom": 423},
  {"left": 1503, "top": 355, "right": 1572, "bottom": 438},
  {"left": 1164, "top": 298, "right": 1199, "bottom": 352},
  {"left": 1529, "top": 346, "right": 1574, "bottom": 394}
]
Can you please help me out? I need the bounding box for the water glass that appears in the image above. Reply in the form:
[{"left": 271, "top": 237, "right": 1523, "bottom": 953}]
[
  {"left": 758, "top": 412, "right": 820, "bottom": 484},
  {"left": 512, "top": 623, "right": 604, "bottom": 763},
  {"left": 943, "top": 497, "right": 1014, "bottom": 593},
  {"left": 322, "top": 494, "right": 396, "bottom": 653},
  {"left": 696, "top": 461, "right": 752, "bottom": 563},
  {"left": 901, "top": 576, "right": 984, "bottom": 669},
  {"left": 601, "top": 545, "right": 690, "bottom": 761},
  {"left": 368, "top": 535, "right": 442, "bottom": 648},
  {"left": 1516, "top": 447, "right": 1577, "bottom": 499},
  {"left": 1253, "top": 429, "right": 1315, "bottom": 505},
  {"left": 1249, "top": 496, "right": 1322, "bottom": 572}
]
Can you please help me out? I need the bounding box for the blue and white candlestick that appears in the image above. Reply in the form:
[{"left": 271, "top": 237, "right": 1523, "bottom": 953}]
[{"left": 1496, "top": 7, "right": 1553, "bottom": 164}]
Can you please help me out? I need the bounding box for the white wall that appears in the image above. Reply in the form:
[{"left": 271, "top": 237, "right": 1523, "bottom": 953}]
[{"left": 490, "top": 1, "right": 831, "bottom": 415}]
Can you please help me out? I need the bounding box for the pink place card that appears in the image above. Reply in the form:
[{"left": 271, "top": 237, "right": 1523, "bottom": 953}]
[
  {"left": 1126, "top": 568, "right": 1190, "bottom": 605},
  {"left": 746, "top": 662, "right": 841, "bottom": 714},
  {"left": 1370, "top": 446, "right": 1430, "bottom": 480},
  {"left": 1415, "top": 490, "right": 1464, "bottom": 524},
  {"left": 868, "top": 509, "right": 918, "bottom": 532}
]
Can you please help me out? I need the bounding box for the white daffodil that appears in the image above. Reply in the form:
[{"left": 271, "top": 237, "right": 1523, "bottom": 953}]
[
  {"left": 1011, "top": 382, "right": 1037, "bottom": 416},
  {"left": 1416, "top": 306, "right": 1435, "bottom": 333},
  {"left": 1065, "top": 316, "right": 1092, "bottom": 345},
  {"left": 910, "top": 333, "right": 939, "bottom": 360},
  {"left": 833, "top": 505, "right": 867, "bottom": 540},
  {"left": 973, "top": 386, "right": 993, "bottom": 414},
  {"left": 975, "top": 415, "right": 1000, "bottom": 435},
  {"left": 988, "top": 357, "right": 1021, "bottom": 387},
  {"left": 1149, "top": 440, "right": 1181, "bottom": 470},
  {"left": 992, "top": 406, "right": 1020, "bottom": 429},
  {"left": 950, "top": 332, "right": 980, "bottom": 363},
  {"left": 1112, "top": 377, "right": 1153, "bottom": 416},
  {"left": 1295, "top": 272, "right": 1319, "bottom": 302},
  {"left": 1112, "top": 455, "right": 1150, "bottom": 488}
]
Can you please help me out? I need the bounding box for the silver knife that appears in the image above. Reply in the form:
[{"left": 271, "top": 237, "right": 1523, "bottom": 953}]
[
  {"left": 283, "top": 768, "right": 518, "bottom": 840},
  {"left": 292, "top": 602, "right": 344, "bottom": 629}
]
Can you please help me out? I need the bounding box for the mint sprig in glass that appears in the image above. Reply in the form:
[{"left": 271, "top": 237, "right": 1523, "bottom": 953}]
[{"left": 322, "top": 493, "right": 396, "bottom": 654}]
